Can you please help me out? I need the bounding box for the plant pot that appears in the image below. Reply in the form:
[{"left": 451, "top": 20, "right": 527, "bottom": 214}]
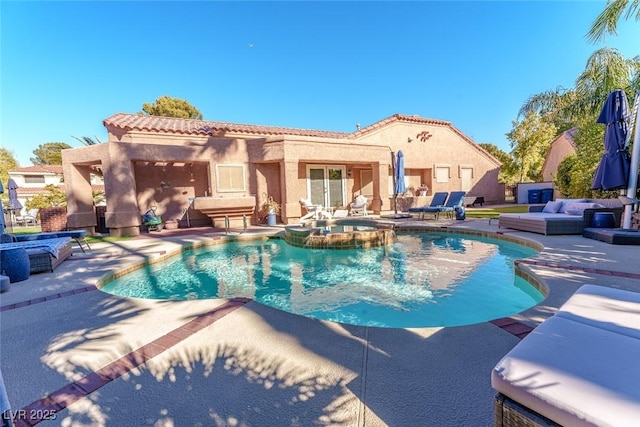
[
  {"left": 164, "top": 220, "right": 179, "bottom": 230},
  {"left": 419, "top": 191, "right": 427, "bottom": 196},
  {"left": 266, "top": 213, "right": 277, "bottom": 226}
]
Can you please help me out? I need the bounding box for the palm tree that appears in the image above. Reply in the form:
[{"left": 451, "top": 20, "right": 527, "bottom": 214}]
[
  {"left": 71, "top": 135, "right": 103, "bottom": 145},
  {"left": 588, "top": 0, "right": 640, "bottom": 42},
  {"left": 519, "top": 48, "right": 640, "bottom": 126}
]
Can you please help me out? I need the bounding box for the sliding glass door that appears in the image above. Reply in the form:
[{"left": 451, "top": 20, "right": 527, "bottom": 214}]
[{"left": 307, "top": 165, "right": 346, "bottom": 208}]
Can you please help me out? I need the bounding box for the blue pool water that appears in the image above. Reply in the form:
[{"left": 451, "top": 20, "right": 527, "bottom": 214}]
[{"left": 101, "top": 233, "right": 543, "bottom": 328}]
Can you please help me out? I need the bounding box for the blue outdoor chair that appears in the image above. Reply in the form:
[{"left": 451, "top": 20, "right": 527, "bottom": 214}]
[
  {"left": 434, "top": 191, "right": 467, "bottom": 219},
  {"left": 408, "top": 192, "right": 449, "bottom": 220},
  {"left": 411, "top": 191, "right": 467, "bottom": 220}
]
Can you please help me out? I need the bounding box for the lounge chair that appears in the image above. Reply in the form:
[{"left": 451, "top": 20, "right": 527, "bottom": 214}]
[
  {"left": 299, "top": 197, "right": 331, "bottom": 221},
  {"left": 16, "top": 208, "right": 39, "bottom": 226},
  {"left": 349, "top": 195, "right": 368, "bottom": 216},
  {"left": 408, "top": 192, "right": 449, "bottom": 220},
  {"left": 412, "top": 191, "right": 466, "bottom": 220}
]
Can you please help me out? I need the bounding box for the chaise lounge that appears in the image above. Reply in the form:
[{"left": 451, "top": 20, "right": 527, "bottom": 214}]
[
  {"left": 498, "top": 198, "right": 623, "bottom": 235},
  {"left": 492, "top": 284, "right": 640, "bottom": 426},
  {"left": 408, "top": 192, "right": 449, "bottom": 220}
]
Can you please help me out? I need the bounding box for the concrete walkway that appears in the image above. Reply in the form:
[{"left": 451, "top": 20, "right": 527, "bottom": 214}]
[{"left": 1, "top": 219, "right": 639, "bottom": 426}]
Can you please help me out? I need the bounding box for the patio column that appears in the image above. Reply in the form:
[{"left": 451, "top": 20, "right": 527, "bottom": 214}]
[
  {"left": 372, "top": 161, "right": 390, "bottom": 214},
  {"left": 63, "top": 163, "right": 96, "bottom": 233},
  {"left": 103, "top": 151, "right": 141, "bottom": 237},
  {"left": 281, "top": 160, "right": 300, "bottom": 224}
]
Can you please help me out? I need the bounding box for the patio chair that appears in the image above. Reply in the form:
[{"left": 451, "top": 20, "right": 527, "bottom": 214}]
[
  {"left": 413, "top": 191, "right": 466, "bottom": 220},
  {"left": 299, "top": 197, "right": 331, "bottom": 221},
  {"left": 349, "top": 195, "right": 369, "bottom": 216},
  {"left": 408, "top": 192, "right": 449, "bottom": 220},
  {"left": 15, "top": 209, "right": 39, "bottom": 227}
]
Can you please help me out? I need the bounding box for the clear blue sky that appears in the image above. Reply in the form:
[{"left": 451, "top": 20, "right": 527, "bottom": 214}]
[{"left": 2, "top": 1, "right": 639, "bottom": 167}]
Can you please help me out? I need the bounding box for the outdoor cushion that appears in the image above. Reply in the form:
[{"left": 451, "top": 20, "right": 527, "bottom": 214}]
[
  {"left": 564, "top": 202, "right": 605, "bottom": 215},
  {"left": 541, "top": 200, "right": 563, "bottom": 213},
  {"left": 492, "top": 315, "right": 640, "bottom": 427},
  {"left": 555, "top": 284, "right": 640, "bottom": 340},
  {"left": 555, "top": 198, "right": 589, "bottom": 213},
  {"left": 503, "top": 212, "right": 583, "bottom": 221}
]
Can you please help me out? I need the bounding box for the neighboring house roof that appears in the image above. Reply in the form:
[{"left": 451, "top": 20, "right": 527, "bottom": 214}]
[
  {"left": 16, "top": 184, "right": 104, "bottom": 196},
  {"left": 561, "top": 127, "right": 579, "bottom": 149},
  {"left": 9, "top": 165, "right": 63, "bottom": 174}
]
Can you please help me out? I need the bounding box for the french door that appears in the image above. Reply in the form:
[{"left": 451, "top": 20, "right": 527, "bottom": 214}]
[{"left": 307, "top": 165, "right": 346, "bottom": 208}]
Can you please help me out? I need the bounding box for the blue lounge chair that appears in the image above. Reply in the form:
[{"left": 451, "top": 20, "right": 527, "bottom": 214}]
[
  {"left": 435, "top": 191, "right": 467, "bottom": 219},
  {"left": 411, "top": 191, "right": 467, "bottom": 220},
  {"left": 408, "top": 192, "right": 449, "bottom": 220}
]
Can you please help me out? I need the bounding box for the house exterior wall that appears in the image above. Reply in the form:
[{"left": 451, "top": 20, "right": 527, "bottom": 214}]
[
  {"left": 354, "top": 121, "right": 503, "bottom": 203},
  {"left": 63, "top": 113, "right": 503, "bottom": 236},
  {"left": 542, "top": 133, "right": 577, "bottom": 182}
]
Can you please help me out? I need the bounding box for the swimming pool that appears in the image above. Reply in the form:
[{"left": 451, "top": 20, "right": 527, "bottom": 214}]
[{"left": 100, "top": 233, "right": 543, "bottom": 328}]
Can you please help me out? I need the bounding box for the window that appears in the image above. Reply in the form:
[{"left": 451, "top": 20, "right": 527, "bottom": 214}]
[
  {"left": 215, "top": 164, "right": 245, "bottom": 192},
  {"left": 24, "top": 175, "right": 45, "bottom": 184},
  {"left": 435, "top": 166, "right": 450, "bottom": 183}
]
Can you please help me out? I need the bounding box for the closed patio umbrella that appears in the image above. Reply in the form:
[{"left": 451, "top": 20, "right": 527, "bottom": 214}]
[
  {"left": 394, "top": 150, "right": 406, "bottom": 213},
  {"left": 391, "top": 150, "right": 412, "bottom": 218},
  {"left": 7, "top": 178, "right": 22, "bottom": 226},
  {"left": 591, "top": 89, "right": 631, "bottom": 191}
]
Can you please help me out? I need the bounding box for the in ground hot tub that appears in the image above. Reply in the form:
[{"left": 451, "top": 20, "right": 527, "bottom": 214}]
[{"left": 284, "top": 219, "right": 396, "bottom": 249}]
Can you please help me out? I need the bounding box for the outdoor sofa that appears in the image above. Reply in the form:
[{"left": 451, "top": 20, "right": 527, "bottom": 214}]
[
  {"left": 492, "top": 284, "right": 640, "bottom": 426},
  {"left": 498, "top": 198, "right": 623, "bottom": 235},
  {"left": 0, "top": 236, "right": 73, "bottom": 274}
]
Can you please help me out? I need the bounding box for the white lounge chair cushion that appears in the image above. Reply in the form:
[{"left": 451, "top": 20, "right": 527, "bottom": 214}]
[
  {"left": 556, "top": 285, "right": 640, "bottom": 340},
  {"left": 492, "top": 315, "right": 640, "bottom": 427}
]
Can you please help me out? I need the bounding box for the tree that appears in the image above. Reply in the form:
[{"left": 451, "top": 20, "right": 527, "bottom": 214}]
[
  {"left": 588, "top": 0, "right": 640, "bottom": 42},
  {"left": 25, "top": 184, "right": 66, "bottom": 208},
  {"left": 478, "top": 143, "right": 519, "bottom": 184},
  {"left": 506, "top": 112, "right": 558, "bottom": 182},
  {"left": 71, "top": 135, "right": 103, "bottom": 145},
  {"left": 140, "top": 96, "right": 203, "bottom": 120},
  {"left": 519, "top": 48, "right": 639, "bottom": 127},
  {"left": 30, "top": 142, "right": 72, "bottom": 165},
  {"left": 0, "top": 147, "right": 19, "bottom": 189}
]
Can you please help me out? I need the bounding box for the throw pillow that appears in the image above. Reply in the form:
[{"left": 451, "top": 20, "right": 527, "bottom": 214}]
[
  {"left": 542, "top": 200, "right": 563, "bottom": 213},
  {"left": 563, "top": 202, "right": 605, "bottom": 215}
]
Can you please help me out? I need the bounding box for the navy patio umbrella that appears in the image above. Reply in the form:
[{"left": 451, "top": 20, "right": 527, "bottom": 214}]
[
  {"left": 591, "top": 89, "right": 631, "bottom": 191},
  {"left": 394, "top": 151, "right": 406, "bottom": 214}
]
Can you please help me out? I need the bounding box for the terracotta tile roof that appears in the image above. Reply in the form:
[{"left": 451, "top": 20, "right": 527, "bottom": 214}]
[
  {"left": 103, "top": 113, "right": 351, "bottom": 139},
  {"left": 15, "top": 184, "right": 103, "bottom": 196},
  {"left": 351, "top": 113, "right": 451, "bottom": 138},
  {"left": 9, "top": 165, "right": 63, "bottom": 174},
  {"left": 16, "top": 186, "right": 64, "bottom": 195}
]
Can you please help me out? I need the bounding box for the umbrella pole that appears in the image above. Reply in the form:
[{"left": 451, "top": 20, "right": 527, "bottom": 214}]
[
  {"left": 391, "top": 151, "right": 398, "bottom": 214},
  {"left": 623, "top": 91, "right": 640, "bottom": 229}
]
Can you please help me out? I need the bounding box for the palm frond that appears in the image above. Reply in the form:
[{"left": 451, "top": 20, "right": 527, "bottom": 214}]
[{"left": 587, "top": 0, "right": 629, "bottom": 42}]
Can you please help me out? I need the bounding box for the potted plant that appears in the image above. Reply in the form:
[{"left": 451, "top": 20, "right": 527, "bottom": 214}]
[
  {"left": 260, "top": 195, "right": 281, "bottom": 226},
  {"left": 417, "top": 184, "right": 429, "bottom": 196}
]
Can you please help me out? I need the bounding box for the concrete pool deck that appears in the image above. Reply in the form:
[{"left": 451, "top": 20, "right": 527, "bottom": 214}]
[{"left": 1, "top": 218, "right": 639, "bottom": 426}]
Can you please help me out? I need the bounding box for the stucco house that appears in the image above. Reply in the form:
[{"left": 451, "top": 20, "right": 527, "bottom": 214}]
[
  {"left": 62, "top": 113, "right": 503, "bottom": 236},
  {"left": 7, "top": 165, "right": 104, "bottom": 213},
  {"left": 541, "top": 127, "right": 578, "bottom": 182}
]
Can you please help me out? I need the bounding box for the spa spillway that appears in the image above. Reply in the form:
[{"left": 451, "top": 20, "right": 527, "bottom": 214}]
[{"left": 284, "top": 219, "right": 396, "bottom": 249}]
